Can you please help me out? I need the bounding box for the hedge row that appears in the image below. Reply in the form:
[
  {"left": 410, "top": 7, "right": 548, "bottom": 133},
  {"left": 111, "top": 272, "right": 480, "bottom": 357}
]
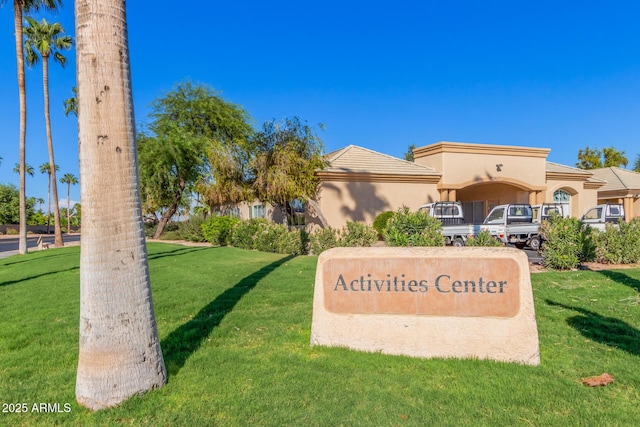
[
  {"left": 199, "top": 216, "right": 379, "bottom": 255},
  {"left": 540, "top": 215, "right": 640, "bottom": 270}
]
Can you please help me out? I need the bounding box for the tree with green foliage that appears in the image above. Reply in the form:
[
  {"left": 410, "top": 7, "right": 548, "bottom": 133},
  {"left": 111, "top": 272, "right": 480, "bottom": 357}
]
[
  {"left": 63, "top": 86, "right": 77, "bottom": 117},
  {"left": 0, "top": 183, "right": 36, "bottom": 224},
  {"left": 403, "top": 144, "right": 416, "bottom": 162},
  {"left": 251, "top": 117, "right": 327, "bottom": 226},
  {"left": 577, "top": 146, "right": 629, "bottom": 169},
  {"left": 634, "top": 154, "right": 640, "bottom": 173},
  {"left": 602, "top": 146, "right": 628, "bottom": 168},
  {"left": 60, "top": 172, "right": 78, "bottom": 231},
  {"left": 2, "top": 0, "right": 62, "bottom": 253},
  {"left": 138, "top": 81, "right": 253, "bottom": 238},
  {"left": 13, "top": 162, "right": 34, "bottom": 176},
  {"left": 576, "top": 146, "right": 603, "bottom": 169},
  {"left": 24, "top": 16, "right": 72, "bottom": 247}
]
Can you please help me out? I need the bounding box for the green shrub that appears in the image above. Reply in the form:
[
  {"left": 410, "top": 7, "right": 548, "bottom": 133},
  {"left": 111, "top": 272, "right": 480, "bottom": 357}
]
[
  {"left": 465, "top": 229, "right": 502, "bottom": 247},
  {"left": 383, "top": 206, "right": 445, "bottom": 247},
  {"left": 340, "top": 221, "right": 378, "bottom": 247},
  {"left": 593, "top": 219, "right": 640, "bottom": 264},
  {"left": 254, "top": 222, "right": 306, "bottom": 255},
  {"left": 231, "top": 218, "right": 269, "bottom": 250},
  {"left": 178, "top": 215, "right": 207, "bottom": 243},
  {"left": 373, "top": 211, "right": 394, "bottom": 239},
  {"left": 144, "top": 222, "right": 158, "bottom": 238},
  {"left": 159, "top": 230, "right": 182, "bottom": 241},
  {"left": 309, "top": 227, "right": 339, "bottom": 255},
  {"left": 539, "top": 215, "right": 592, "bottom": 270},
  {"left": 202, "top": 216, "right": 240, "bottom": 246}
]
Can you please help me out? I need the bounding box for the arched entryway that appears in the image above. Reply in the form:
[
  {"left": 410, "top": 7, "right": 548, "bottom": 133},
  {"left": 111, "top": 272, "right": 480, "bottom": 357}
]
[{"left": 444, "top": 180, "right": 544, "bottom": 223}]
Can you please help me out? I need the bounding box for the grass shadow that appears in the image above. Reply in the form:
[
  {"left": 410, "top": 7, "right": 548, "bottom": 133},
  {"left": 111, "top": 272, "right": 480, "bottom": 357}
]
[
  {"left": 0, "top": 266, "right": 79, "bottom": 287},
  {"left": 147, "top": 246, "right": 209, "bottom": 261},
  {"left": 546, "top": 299, "right": 640, "bottom": 357},
  {"left": 597, "top": 270, "right": 640, "bottom": 293},
  {"left": 161, "top": 254, "right": 295, "bottom": 378}
]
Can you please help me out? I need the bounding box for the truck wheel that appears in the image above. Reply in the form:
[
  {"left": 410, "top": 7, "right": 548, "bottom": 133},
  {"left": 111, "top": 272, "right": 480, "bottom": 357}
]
[
  {"left": 529, "top": 237, "right": 541, "bottom": 251},
  {"left": 453, "top": 237, "right": 465, "bottom": 247}
]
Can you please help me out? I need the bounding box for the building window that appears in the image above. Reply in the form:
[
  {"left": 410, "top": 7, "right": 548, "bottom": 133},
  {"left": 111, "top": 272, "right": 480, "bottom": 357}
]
[
  {"left": 252, "top": 205, "right": 266, "bottom": 219},
  {"left": 553, "top": 190, "right": 570, "bottom": 203},
  {"left": 553, "top": 190, "right": 571, "bottom": 217}
]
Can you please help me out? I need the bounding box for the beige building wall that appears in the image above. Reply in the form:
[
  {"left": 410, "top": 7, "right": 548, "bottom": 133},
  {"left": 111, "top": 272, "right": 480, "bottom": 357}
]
[
  {"left": 308, "top": 178, "right": 439, "bottom": 230},
  {"left": 414, "top": 142, "right": 549, "bottom": 190},
  {"left": 545, "top": 179, "right": 599, "bottom": 218}
]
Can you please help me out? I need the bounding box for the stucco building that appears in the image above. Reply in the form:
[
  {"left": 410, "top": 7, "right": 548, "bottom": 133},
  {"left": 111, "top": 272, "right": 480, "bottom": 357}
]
[{"left": 307, "top": 141, "right": 639, "bottom": 229}]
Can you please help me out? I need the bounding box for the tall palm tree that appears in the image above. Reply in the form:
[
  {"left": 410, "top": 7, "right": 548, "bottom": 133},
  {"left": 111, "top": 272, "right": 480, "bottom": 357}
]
[
  {"left": 63, "top": 86, "right": 77, "bottom": 117},
  {"left": 13, "top": 162, "right": 34, "bottom": 176},
  {"left": 24, "top": 16, "right": 72, "bottom": 248},
  {"left": 75, "top": 0, "right": 166, "bottom": 410},
  {"left": 39, "top": 162, "right": 59, "bottom": 234},
  {"left": 59, "top": 172, "right": 77, "bottom": 232},
  {"left": 2, "top": 0, "right": 63, "bottom": 254}
]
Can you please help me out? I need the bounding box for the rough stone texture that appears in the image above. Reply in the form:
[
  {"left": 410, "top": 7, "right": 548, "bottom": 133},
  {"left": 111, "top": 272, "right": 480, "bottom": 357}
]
[{"left": 311, "top": 246, "right": 540, "bottom": 365}]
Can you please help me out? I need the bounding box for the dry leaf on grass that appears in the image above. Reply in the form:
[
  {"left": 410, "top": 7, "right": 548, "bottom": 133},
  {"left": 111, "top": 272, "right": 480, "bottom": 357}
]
[{"left": 581, "top": 373, "right": 615, "bottom": 387}]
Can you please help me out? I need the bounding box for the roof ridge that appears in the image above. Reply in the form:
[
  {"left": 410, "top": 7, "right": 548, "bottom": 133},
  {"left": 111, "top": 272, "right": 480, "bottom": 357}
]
[
  {"left": 327, "top": 145, "right": 437, "bottom": 172},
  {"left": 608, "top": 166, "right": 640, "bottom": 189}
]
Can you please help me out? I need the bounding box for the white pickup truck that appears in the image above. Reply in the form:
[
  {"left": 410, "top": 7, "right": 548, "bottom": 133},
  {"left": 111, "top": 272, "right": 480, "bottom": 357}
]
[
  {"left": 482, "top": 204, "right": 542, "bottom": 250},
  {"left": 581, "top": 204, "right": 625, "bottom": 231},
  {"left": 531, "top": 203, "right": 566, "bottom": 223},
  {"left": 418, "top": 202, "right": 481, "bottom": 246}
]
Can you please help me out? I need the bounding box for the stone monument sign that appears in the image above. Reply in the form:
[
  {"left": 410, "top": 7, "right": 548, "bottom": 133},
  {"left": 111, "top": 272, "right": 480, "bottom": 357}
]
[{"left": 310, "top": 246, "right": 540, "bottom": 365}]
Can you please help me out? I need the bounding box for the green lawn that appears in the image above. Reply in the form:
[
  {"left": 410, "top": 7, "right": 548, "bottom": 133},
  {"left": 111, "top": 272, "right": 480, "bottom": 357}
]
[{"left": 1, "top": 244, "right": 639, "bottom": 426}]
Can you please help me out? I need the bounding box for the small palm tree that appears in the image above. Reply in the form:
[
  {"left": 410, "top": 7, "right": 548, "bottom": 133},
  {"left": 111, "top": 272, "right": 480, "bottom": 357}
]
[
  {"left": 24, "top": 16, "right": 72, "bottom": 247},
  {"left": 60, "top": 173, "right": 78, "bottom": 232},
  {"left": 40, "top": 162, "right": 59, "bottom": 234}
]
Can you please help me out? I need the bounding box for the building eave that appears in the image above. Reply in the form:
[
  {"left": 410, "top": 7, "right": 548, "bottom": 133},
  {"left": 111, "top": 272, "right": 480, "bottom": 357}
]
[
  {"left": 317, "top": 171, "right": 442, "bottom": 184},
  {"left": 414, "top": 141, "right": 550, "bottom": 159}
]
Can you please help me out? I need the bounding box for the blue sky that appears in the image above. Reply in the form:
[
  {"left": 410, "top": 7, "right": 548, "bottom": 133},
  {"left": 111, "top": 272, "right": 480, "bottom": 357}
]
[{"left": 2, "top": 1, "right": 640, "bottom": 207}]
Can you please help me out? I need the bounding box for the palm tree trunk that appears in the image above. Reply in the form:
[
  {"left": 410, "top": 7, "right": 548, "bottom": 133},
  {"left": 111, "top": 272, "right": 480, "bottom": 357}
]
[
  {"left": 67, "top": 182, "right": 71, "bottom": 232},
  {"left": 46, "top": 174, "right": 51, "bottom": 234},
  {"left": 42, "top": 56, "right": 64, "bottom": 247},
  {"left": 14, "top": 1, "right": 28, "bottom": 254},
  {"left": 75, "top": 0, "right": 166, "bottom": 410}
]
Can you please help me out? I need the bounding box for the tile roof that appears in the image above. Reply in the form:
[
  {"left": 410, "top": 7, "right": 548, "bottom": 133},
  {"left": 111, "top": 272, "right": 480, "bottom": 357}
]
[
  {"left": 590, "top": 167, "right": 640, "bottom": 191},
  {"left": 546, "top": 161, "right": 592, "bottom": 175},
  {"left": 323, "top": 145, "right": 439, "bottom": 176}
]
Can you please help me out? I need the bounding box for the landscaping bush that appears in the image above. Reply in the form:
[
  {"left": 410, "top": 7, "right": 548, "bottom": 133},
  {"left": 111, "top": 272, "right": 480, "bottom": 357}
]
[
  {"left": 178, "top": 215, "right": 207, "bottom": 243},
  {"left": 143, "top": 221, "right": 158, "bottom": 238},
  {"left": 231, "top": 218, "right": 269, "bottom": 250},
  {"left": 373, "top": 211, "right": 394, "bottom": 239},
  {"left": 254, "top": 222, "right": 306, "bottom": 255},
  {"left": 593, "top": 218, "right": 640, "bottom": 264},
  {"left": 309, "top": 226, "right": 339, "bottom": 255},
  {"left": 539, "top": 215, "right": 593, "bottom": 270},
  {"left": 340, "top": 221, "right": 378, "bottom": 247},
  {"left": 383, "top": 206, "right": 445, "bottom": 247},
  {"left": 465, "top": 229, "right": 502, "bottom": 247},
  {"left": 201, "top": 215, "right": 240, "bottom": 246},
  {"left": 309, "top": 221, "right": 379, "bottom": 254}
]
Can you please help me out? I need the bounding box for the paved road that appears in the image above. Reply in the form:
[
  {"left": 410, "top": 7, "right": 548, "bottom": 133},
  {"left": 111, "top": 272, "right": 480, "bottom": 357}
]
[{"left": 0, "top": 234, "right": 81, "bottom": 259}]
